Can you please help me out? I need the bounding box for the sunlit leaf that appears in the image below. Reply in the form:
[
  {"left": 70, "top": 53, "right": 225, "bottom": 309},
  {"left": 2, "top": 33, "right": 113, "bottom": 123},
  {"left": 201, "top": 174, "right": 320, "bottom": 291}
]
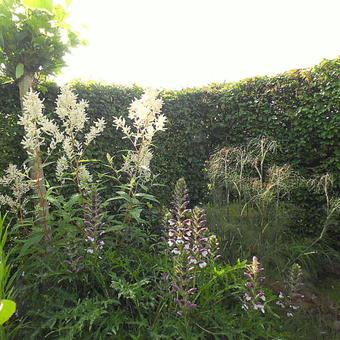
[
  {"left": 0, "top": 300, "right": 16, "bottom": 325},
  {"left": 23, "top": 0, "right": 53, "bottom": 13},
  {"left": 54, "top": 4, "right": 67, "bottom": 22},
  {"left": 15, "top": 63, "right": 24, "bottom": 79}
]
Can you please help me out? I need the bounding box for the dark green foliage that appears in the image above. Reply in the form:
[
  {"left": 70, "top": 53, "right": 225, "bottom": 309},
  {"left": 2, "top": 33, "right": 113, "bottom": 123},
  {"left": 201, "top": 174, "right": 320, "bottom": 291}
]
[
  {"left": 10, "top": 188, "right": 281, "bottom": 340},
  {"left": 1, "top": 57, "right": 339, "bottom": 204},
  {"left": 1, "top": 61, "right": 339, "bottom": 339},
  {"left": 0, "top": 82, "right": 25, "bottom": 173}
]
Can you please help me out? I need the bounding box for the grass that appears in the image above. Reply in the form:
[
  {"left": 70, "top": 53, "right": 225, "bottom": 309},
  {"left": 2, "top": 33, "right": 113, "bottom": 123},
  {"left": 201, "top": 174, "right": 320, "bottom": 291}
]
[{"left": 205, "top": 201, "right": 340, "bottom": 340}]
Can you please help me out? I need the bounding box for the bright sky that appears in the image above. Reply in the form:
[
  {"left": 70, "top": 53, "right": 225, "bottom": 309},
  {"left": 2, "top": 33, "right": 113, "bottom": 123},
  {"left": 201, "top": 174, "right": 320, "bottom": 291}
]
[{"left": 56, "top": 0, "right": 340, "bottom": 89}]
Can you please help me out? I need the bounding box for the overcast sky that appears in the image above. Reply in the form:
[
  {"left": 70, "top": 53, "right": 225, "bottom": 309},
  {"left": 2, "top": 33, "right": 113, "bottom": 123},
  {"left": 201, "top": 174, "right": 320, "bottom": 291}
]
[{"left": 56, "top": 0, "right": 340, "bottom": 89}]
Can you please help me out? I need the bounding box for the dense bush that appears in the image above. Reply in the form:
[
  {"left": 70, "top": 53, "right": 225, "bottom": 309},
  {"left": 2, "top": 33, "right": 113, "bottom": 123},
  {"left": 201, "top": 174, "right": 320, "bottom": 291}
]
[
  {"left": 1, "top": 57, "right": 339, "bottom": 201},
  {"left": 0, "top": 75, "right": 338, "bottom": 340},
  {"left": 1, "top": 57, "right": 339, "bottom": 239},
  {"left": 0, "top": 88, "right": 302, "bottom": 340}
]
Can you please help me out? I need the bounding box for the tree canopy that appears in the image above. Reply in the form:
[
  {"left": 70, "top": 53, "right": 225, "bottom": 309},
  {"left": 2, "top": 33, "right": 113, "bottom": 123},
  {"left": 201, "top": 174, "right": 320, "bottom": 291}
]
[{"left": 0, "top": 0, "right": 81, "bottom": 85}]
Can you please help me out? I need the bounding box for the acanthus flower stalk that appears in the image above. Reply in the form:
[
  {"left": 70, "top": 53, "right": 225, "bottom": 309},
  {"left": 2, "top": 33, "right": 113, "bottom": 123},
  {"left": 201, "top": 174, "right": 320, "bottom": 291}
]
[
  {"left": 242, "top": 256, "right": 266, "bottom": 313},
  {"left": 166, "top": 178, "right": 220, "bottom": 315},
  {"left": 276, "top": 263, "right": 304, "bottom": 317},
  {"left": 82, "top": 186, "right": 106, "bottom": 254}
]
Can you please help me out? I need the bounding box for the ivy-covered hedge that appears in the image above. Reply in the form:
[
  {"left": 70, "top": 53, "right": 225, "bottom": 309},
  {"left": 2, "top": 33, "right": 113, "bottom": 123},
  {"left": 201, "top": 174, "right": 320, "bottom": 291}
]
[{"left": 0, "top": 57, "right": 339, "bottom": 206}]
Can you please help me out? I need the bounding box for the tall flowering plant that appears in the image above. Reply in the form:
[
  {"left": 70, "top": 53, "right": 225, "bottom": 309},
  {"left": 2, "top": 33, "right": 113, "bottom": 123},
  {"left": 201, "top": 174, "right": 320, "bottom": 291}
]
[
  {"left": 112, "top": 88, "right": 166, "bottom": 182},
  {"left": 19, "top": 86, "right": 106, "bottom": 194},
  {"left": 0, "top": 164, "right": 32, "bottom": 221},
  {"left": 166, "top": 178, "right": 220, "bottom": 315},
  {"left": 242, "top": 256, "right": 266, "bottom": 313},
  {"left": 104, "top": 89, "right": 167, "bottom": 242},
  {"left": 55, "top": 85, "right": 106, "bottom": 193},
  {"left": 18, "top": 91, "right": 64, "bottom": 238},
  {"left": 0, "top": 87, "right": 106, "bottom": 241},
  {"left": 276, "top": 263, "right": 304, "bottom": 317},
  {"left": 83, "top": 186, "right": 106, "bottom": 254},
  {"left": 63, "top": 185, "right": 107, "bottom": 272}
]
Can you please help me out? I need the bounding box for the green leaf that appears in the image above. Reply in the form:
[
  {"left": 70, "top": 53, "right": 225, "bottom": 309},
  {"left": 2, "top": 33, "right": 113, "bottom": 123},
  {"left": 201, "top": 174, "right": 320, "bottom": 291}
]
[
  {"left": 54, "top": 4, "right": 67, "bottom": 23},
  {"left": 46, "top": 196, "right": 63, "bottom": 209},
  {"left": 106, "top": 153, "right": 113, "bottom": 164},
  {"left": 108, "top": 191, "right": 134, "bottom": 203},
  {"left": 129, "top": 208, "right": 143, "bottom": 221},
  {"left": 15, "top": 63, "right": 24, "bottom": 79},
  {"left": 23, "top": 0, "right": 54, "bottom": 13},
  {"left": 79, "top": 159, "right": 101, "bottom": 163},
  {"left": 65, "top": 193, "right": 81, "bottom": 209},
  {"left": 19, "top": 233, "right": 43, "bottom": 257},
  {"left": 135, "top": 193, "right": 159, "bottom": 203},
  {"left": 0, "top": 300, "right": 16, "bottom": 325},
  {"left": 37, "top": 84, "right": 48, "bottom": 93},
  {"left": 105, "top": 225, "right": 125, "bottom": 233}
]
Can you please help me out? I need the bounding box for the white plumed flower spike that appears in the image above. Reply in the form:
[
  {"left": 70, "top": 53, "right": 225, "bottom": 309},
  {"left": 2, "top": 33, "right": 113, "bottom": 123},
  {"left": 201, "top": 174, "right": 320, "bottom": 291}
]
[
  {"left": 113, "top": 88, "right": 167, "bottom": 180},
  {"left": 18, "top": 86, "right": 106, "bottom": 188},
  {"left": 55, "top": 85, "right": 89, "bottom": 134},
  {"left": 0, "top": 164, "right": 32, "bottom": 216},
  {"left": 19, "top": 90, "right": 64, "bottom": 155},
  {"left": 53, "top": 85, "right": 106, "bottom": 187}
]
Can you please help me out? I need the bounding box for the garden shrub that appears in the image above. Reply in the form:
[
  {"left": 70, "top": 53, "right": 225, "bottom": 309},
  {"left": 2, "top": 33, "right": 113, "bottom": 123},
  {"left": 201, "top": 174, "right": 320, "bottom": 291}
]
[
  {"left": 0, "top": 57, "right": 339, "bottom": 233},
  {"left": 0, "top": 82, "right": 337, "bottom": 339},
  {"left": 0, "top": 86, "right": 297, "bottom": 340}
]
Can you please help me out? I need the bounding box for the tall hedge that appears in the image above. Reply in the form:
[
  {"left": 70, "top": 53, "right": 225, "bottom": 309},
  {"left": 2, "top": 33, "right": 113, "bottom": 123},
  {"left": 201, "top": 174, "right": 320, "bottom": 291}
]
[{"left": 0, "top": 57, "right": 339, "bottom": 205}]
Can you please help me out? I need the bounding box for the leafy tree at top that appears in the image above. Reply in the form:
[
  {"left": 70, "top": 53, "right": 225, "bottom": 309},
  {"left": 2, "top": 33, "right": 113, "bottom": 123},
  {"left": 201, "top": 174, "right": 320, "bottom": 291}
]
[{"left": 0, "top": 0, "right": 82, "bottom": 106}]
